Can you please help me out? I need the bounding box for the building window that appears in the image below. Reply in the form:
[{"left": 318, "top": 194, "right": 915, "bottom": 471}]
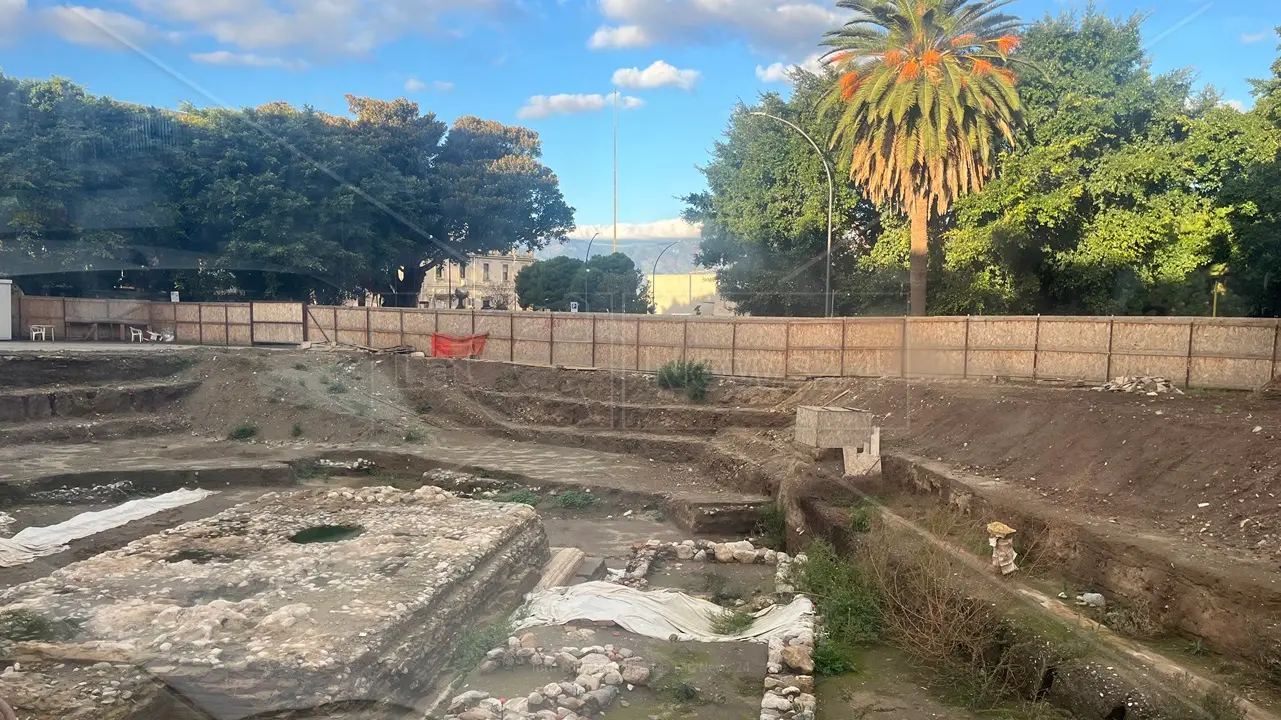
[
  {"left": 503, "top": 264, "right": 510, "bottom": 282},
  {"left": 459, "top": 264, "right": 466, "bottom": 280},
  {"left": 483, "top": 263, "right": 491, "bottom": 282},
  {"left": 435, "top": 265, "right": 444, "bottom": 279}
]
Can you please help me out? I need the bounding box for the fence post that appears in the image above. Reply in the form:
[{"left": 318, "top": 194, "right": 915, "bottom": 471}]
[
  {"left": 682, "top": 318, "right": 689, "bottom": 363},
  {"left": 61, "top": 297, "right": 67, "bottom": 340},
  {"left": 729, "top": 320, "right": 737, "bottom": 376},
  {"left": 590, "top": 314, "right": 597, "bottom": 368},
  {"left": 1032, "top": 315, "right": 1041, "bottom": 380},
  {"left": 365, "top": 306, "right": 371, "bottom": 347},
  {"left": 634, "top": 318, "right": 641, "bottom": 371},
  {"left": 250, "top": 303, "right": 256, "bottom": 346},
  {"left": 839, "top": 318, "right": 848, "bottom": 378},
  {"left": 900, "top": 317, "right": 909, "bottom": 379},
  {"left": 1185, "top": 319, "right": 1196, "bottom": 388},
  {"left": 783, "top": 320, "right": 792, "bottom": 379},
  {"left": 510, "top": 313, "right": 516, "bottom": 363},
  {"left": 198, "top": 304, "right": 204, "bottom": 345},
  {"left": 301, "top": 303, "right": 309, "bottom": 343},
  {"left": 333, "top": 307, "right": 339, "bottom": 346},
  {"left": 398, "top": 308, "right": 405, "bottom": 348},
  {"left": 548, "top": 311, "right": 555, "bottom": 366},
  {"left": 962, "top": 316, "right": 971, "bottom": 379},
  {"left": 1272, "top": 319, "right": 1280, "bottom": 383},
  {"left": 1105, "top": 317, "right": 1115, "bottom": 382}
]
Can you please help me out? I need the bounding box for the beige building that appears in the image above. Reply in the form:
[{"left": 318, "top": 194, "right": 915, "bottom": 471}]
[
  {"left": 650, "top": 271, "right": 734, "bottom": 316},
  {"left": 418, "top": 250, "right": 536, "bottom": 310}
]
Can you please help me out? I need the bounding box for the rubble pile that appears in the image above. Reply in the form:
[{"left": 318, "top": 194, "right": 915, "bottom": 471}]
[
  {"left": 616, "top": 539, "right": 804, "bottom": 595},
  {"left": 444, "top": 640, "right": 653, "bottom": 720},
  {"left": 1093, "top": 376, "right": 1183, "bottom": 395}
]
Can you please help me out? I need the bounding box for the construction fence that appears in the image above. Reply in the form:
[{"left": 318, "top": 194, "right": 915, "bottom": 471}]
[{"left": 15, "top": 296, "right": 1281, "bottom": 390}]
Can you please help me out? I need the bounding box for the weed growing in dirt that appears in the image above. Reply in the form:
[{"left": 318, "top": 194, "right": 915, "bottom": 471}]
[
  {"left": 416, "top": 402, "right": 433, "bottom": 414},
  {"left": 0, "top": 610, "right": 79, "bottom": 642},
  {"left": 654, "top": 643, "right": 714, "bottom": 706},
  {"left": 709, "top": 609, "right": 755, "bottom": 635},
  {"left": 1199, "top": 687, "right": 1246, "bottom": 720},
  {"left": 656, "top": 359, "right": 713, "bottom": 402},
  {"left": 403, "top": 429, "right": 423, "bottom": 443},
  {"left": 297, "top": 379, "right": 307, "bottom": 388},
  {"left": 493, "top": 490, "right": 542, "bottom": 506},
  {"left": 700, "top": 572, "right": 744, "bottom": 607},
  {"left": 328, "top": 383, "right": 347, "bottom": 394},
  {"left": 797, "top": 540, "right": 881, "bottom": 676},
  {"left": 454, "top": 620, "right": 511, "bottom": 673},
  {"left": 754, "top": 504, "right": 787, "bottom": 550},
  {"left": 293, "top": 363, "right": 307, "bottom": 371},
  {"left": 550, "top": 491, "right": 598, "bottom": 510},
  {"left": 228, "top": 424, "right": 259, "bottom": 441},
  {"left": 291, "top": 423, "right": 303, "bottom": 438},
  {"left": 848, "top": 506, "right": 872, "bottom": 533}
]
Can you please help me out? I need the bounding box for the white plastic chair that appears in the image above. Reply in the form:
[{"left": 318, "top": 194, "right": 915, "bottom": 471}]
[
  {"left": 130, "top": 327, "right": 145, "bottom": 342},
  {"left": 29, "top": 325, "right": 52, "bottom": 341}
]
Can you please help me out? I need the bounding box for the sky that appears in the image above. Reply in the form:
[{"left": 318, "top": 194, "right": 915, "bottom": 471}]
[{"left": 0, "top": 0, "right": 1279, "bottom": 259}]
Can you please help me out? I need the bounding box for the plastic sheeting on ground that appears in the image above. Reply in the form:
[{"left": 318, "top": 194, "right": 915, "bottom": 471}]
[
  {"left": 513, "top": 581, "right": 814, "bottom": 643},
  {"left": 0, "top": 489, "right": 216, "bottom": 567}
]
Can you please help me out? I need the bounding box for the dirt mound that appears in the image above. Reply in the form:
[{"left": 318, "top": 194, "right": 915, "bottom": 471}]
[{"left": 178, "top": 350, "right": 433, "bottom": 444}]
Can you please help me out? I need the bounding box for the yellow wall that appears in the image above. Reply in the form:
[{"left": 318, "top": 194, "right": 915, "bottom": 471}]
[{"left": 650, "top": 272, "right": 733, "bottom": 315}]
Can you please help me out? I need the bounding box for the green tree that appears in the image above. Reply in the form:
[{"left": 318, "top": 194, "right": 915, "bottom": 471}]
[
  {"left": 577, "top": 252, "right": 649, "bottom": 313},
  {"left": 515, "top": 255, "right": 584, "bottom": 310},
  {"left": 683, "top": 77, "right": 898, "bottom": 317},
  {"left": 820, "top": 0, "right": 1025, "bottom": 315}
]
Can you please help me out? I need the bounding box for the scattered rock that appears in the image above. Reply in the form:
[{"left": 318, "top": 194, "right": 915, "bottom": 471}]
[
  {"left": 780, "top": 645, "right": 813, "bottom": 674},
  {"left": 449, "top": 690, "right": 490, "bottom": 713},
  {"left": 620, "top": 664, "right": 650, "bottom": 686},
  {"left": 518, "top": 632, "right": 539, "bottom": 649}
]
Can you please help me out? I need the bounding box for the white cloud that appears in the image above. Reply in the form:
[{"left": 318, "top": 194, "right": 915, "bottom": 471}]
[
  {"left": 191, "top": 49, "right": 307, "bottom": 69},
  {"left": 0, "top": 0, "right": 28, "bottom": 43},
  {"left": 1224, "top": 99, "right": 1246, "bottom": 111},
  {"left": 756, "top": 52, "right": 825, "bottom": 83},
  {"left": 517, "top": 93, "right": 643, "bottom": 120},
  {"left": 44, "top": 5, "right": 161, "bottom": 49},
  {"left": 114, "top": 0, "right": 504, "bottom": 56},
  {"left": 1242, "top": 31, "right": 1269, "bottom": 44},
  {"left": 569, "top": 218, "right": 702, "bottom": 241},
  {"left": 591, "top": 0, "right": 842, "bottom": 55},
  {"left": 613, "top": 60, "right": 700, "bottom": 90},
  {"left": 589, "top": 24, "right": 650, "bottom": 49},
  {"left": 433, "top": 80, "right": 455, "bottom": 92},
  {"left": 405, "top": 77, "right": 428, "bottom": 92}
]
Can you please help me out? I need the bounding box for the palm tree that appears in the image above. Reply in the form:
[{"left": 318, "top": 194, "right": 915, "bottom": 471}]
[{"left": 820, "top": 0, "right": 1024, "bottom": 315}]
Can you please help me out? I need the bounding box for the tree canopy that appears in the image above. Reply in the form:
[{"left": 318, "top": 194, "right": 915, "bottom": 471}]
[
  {"left": 690, "top": 10, "right": 1281, "bottom": 318},
  {"left": 515, "top": 253, "right": 650, "bottom": 313},
  {"left": 0, "top": 75, "right": 575, "bottom": 304}
]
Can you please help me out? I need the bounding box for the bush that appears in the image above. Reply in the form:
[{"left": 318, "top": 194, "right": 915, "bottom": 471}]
[
  {"left": 291, "top": 423, "right": 303, "bottom": 438},
  {"left": 454, "top": 620, "right": 511, "bottom": 673},
  {"left": 754, "top": 503, "right": 787, "bottom": 550},
  {"left": 709, "top": 609, "right": 755, "bottom": 635},
  {"left": 550, "top": 490, "right": 598, "bottom": 510},
  {"left": 403, "top": 429, "right": 423, "bottom": 443},
  {"left": 656, "top": 360, "right": 713, "bottom": 402},
  {"left": 848, "top": 506, "right": 872, "bottom": 533},
  {"left": 796, "top": 540, "right": 882, "bottom": 676},
  {"left": 327, "top": 383, "right": 347, "bottom": 394},
  {"left": 228, "top": 424, "right": 258, "bottom": 441}
]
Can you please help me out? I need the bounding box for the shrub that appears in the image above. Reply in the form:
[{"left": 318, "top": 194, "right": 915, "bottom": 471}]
[
  {"left": 0, "top": 610, "right": 79, "bottom": 643},
  {"left": 656, "top": 360, "right": 713, "bottom": 402},
  {"left": 228, "top": 424, "right": 258, "bottom": 441},
  {"left": 454, "top": 620, "right": 511, "bottom": 673},
  {"left": 709, "top": 609, "right": 755, "bottom": 635},
  {"left": 754, "top": 503, "right": 787, "bottom": 550},
  {"left": 403, "top": 429, "right": 423, "bottom": 443},
  {"left": 291, "top": 423, "right": 303, "bottom": 438},
  {"left": 848, "top": 506, "right": 872, "bottom": 533},
  {"left": 797, "top": 540, "right": 881, "bottom": 676},
  {"left": 550, "top": 490, "right": 598, "bottom": 510},
  {"left": 327, "top": 383, "right": 347, "bottom": 394}
]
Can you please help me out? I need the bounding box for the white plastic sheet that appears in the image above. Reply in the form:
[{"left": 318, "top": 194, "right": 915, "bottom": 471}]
[
  {"left": 0, "top": 489, "right": 216, "bottom": 567},
  {"left": 513, "top": 581, "right": 814, "bottom": 643}
]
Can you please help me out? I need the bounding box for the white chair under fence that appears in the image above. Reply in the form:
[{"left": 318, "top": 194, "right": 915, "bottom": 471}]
[{"left": 29, "top": 325, "right": 54, "bottom": 341}]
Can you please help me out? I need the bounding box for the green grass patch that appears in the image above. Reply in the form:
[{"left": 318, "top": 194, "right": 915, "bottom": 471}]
[
  {"left": 228, "top": 423, "right": 258, "bottom": 441},
  {"left": 709, "top": 609, "right": 755, "bottom": 635},
  {"left": 848, "top": 506, "right": 872, "bottom": 533},
  {"left": 549, "top": 490, "right": 598, "bottom": 510},
  {"left": 754, "top": 503, "right": 787, "bottom": 550},
  {"left": 291, "top": 423, "right": 303, "bottom": 438},
  {"left": 293, "top": 362, "right": 307, "bottom": 371},
  {"left": 403, "top": 429, "right": 424, "bottom": 443},
  {"left": 0, "top": 610, "right": 79, "bottom": 643},
  {"left": 656, "top": 359, "right": 713, "bottom": 402},
  {"left": 327, "top": 382, "right": 347, "bottom": 394},
  {"left": 492, "top": 490, "right": 542, "bottom": 506},
  {"left": 454, "top": 620, "right": 511, "bottom": 673}
]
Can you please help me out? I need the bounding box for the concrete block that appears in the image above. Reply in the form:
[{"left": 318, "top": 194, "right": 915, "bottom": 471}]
[{"left": 794, "top": 406, "right": 873, "bottom": 449}]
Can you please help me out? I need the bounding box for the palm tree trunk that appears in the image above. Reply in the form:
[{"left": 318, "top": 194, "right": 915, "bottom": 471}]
[{"left": 909, "top": 199, "right": 930, "bottom": 316}]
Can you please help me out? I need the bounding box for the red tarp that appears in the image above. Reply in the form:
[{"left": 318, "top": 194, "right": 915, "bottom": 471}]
[{"left": 430, "top": 333, "right": 489, "bottom": 358}]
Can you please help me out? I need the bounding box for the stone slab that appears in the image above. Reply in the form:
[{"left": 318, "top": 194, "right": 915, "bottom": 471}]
[{"left": 794, "top": 406, "right": 874, "bottom": 449}]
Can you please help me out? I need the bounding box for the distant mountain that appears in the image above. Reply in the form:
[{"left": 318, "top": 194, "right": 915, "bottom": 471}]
[{"left": 537, "top": 238, "right": 705, "bottom": 275}]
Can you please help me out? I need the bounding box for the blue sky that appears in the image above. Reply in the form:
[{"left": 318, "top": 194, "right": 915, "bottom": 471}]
[{"left": 0, "top": 0, "right": 1279, "bottom": 254}]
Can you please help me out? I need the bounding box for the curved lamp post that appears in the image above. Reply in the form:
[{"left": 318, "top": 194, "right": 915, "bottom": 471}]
[
  {"left": 651, "top": 240, "right": 681, "bottom": 312},
  {"left": 749, "top": 111, "right": 835, "bottom": 317},
  {"left": 582, "top": 232, "right": 600, "bottom": 312}
]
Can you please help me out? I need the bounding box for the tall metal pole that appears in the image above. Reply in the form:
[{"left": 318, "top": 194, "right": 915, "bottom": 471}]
[
  {"left": 584, "top": 232, "right": 599, "bottom": 312},
  {"left": 652, "top": 240, "right": 680, "bottom": 312},
  {"left": 750, "top": 112, "right": 835, "bottom": 318},
  {"left": 613, "top": 89, "right": 619, "bottom": 254}
]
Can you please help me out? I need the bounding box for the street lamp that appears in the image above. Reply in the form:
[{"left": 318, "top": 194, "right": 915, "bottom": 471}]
[
  {"left": 750, "top": 111, "right": 835, "bottom": 318},
  {"left": 583, "top": 232, "right": 600, "bottom": 312},
  {"left": 651, "top": 240, "right": 681, "bottom": 312}
]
